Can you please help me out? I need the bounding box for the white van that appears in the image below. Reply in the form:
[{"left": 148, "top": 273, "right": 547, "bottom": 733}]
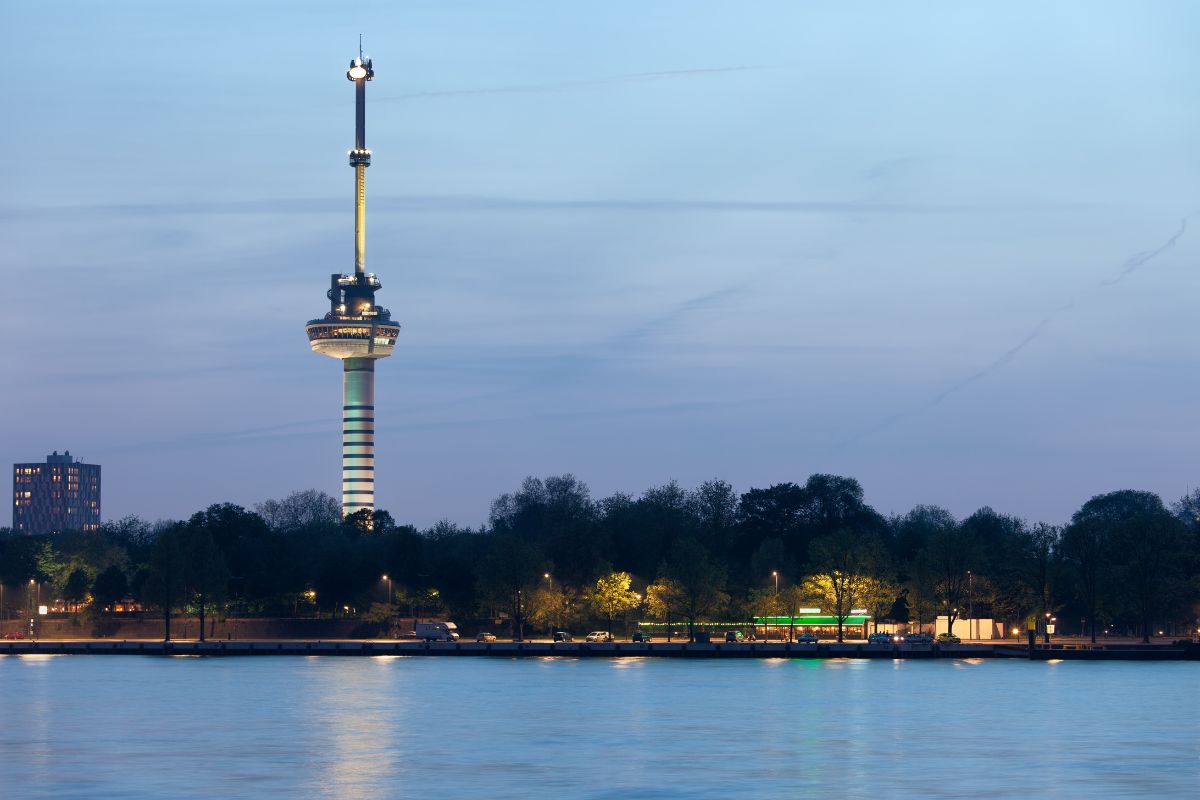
[{"left": 415, "top": 621, "right": 460, "bottom": 642}]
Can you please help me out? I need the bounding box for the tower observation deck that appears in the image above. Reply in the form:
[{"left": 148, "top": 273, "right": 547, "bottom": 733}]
[{"left": 305, "top": 45, "right": 400, "bottom": 519}]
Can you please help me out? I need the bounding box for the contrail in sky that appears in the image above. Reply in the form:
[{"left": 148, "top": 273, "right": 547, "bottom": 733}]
[
  {"left": 836, "top": 211, "right": 1197, "bottom": 450},
  {"left": 1101, "top": 215, "right": 1192, "bottom": 287},
  {"left": 374, "top": 65, "right": 768, "bottom": 102}
]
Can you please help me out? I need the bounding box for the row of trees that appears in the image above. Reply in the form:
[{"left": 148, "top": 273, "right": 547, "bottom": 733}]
[{"left": 2, "top": 477, "right": 1197, "bottom": 642}]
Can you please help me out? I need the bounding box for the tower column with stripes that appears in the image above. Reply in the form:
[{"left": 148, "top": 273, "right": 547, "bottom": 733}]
[{"left": 342, "top": 358, "right": 375, "bottom": 514}]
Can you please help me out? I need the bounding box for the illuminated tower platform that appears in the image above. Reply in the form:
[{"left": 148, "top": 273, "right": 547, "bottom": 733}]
[{"left": 306, "top": 46, "right": 400, "bottom": 518}]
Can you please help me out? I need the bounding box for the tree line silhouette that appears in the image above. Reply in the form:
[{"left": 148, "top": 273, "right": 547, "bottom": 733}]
[{"left": 2, "top": 475, "right": 1197, "bottom": 643}]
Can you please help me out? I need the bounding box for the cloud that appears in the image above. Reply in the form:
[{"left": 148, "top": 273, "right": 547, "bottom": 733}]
[
  {"left": 0, "top": 194, "right": 1077, "bottom": 222},
  {"left": 373, "top": 66, "right": 771, "bottom": 103}
]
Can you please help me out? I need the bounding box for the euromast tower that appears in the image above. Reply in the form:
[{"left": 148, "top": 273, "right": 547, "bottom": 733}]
[{"left": 305, "top": 49, "right": 400, "bottom": 518}]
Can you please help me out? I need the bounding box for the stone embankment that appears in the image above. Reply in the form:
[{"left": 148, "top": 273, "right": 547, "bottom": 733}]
[{"left": 3, "top": 640, "right": 1197, "bottom": 660}]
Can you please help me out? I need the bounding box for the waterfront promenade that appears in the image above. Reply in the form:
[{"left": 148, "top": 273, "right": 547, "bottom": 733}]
[{"left": 4, "top": 638, "right": 1197, "bottom": 660}]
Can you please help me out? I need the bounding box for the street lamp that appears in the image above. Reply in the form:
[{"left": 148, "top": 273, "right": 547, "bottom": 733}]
[
  {"left": 544, "top": 573, "right": 552, "bottom": 591},
  {"left": 382, "top": 574, "right": 392, "bottom": 606},
  {"left": 967, "top": 570, "right": 974, "bottom": 641},
  {"left": 515, "top": 588, "right": 524, "bottom": 642},
  {"left": 772, "top": 571, "right": 779, "bottom": 641},
  {"left": 29, "top": 579, "right": 37, "bottom": 639}
]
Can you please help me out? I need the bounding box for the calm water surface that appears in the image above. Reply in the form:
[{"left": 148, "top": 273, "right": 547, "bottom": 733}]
[{"left": 0, "top": 655, "right": 1196, "bottom": 798}]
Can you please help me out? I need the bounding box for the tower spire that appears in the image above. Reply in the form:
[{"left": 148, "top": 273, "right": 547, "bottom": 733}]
[{"left": 347, "top": 43, "right": 374, "bottom": 275}]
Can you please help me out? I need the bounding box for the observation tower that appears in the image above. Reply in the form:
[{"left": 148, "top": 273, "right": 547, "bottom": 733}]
[{"left": 305, "top": 45, "right": 400, "bottom": 518}]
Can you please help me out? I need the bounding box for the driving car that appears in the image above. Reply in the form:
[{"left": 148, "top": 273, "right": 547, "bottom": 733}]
[
  {"left": 936, "top": 633, "right": 961, "bottom": 644},
  {"left": 476, "top": 632, "right": 497, "bottom": 642},
  {"left": 585, "top": 631, "right": 614, "bottom": 643},
  {"left": 905, "top": 633, "right": 934, "bottom": 644},
  {"left": 867, "top": 632, "right": 893, "bottom": 644},
  {"left": 552, "top": 631, "right": 573, "bottom": 642},
  {"left": 631, "top": 630, "right": 652, "bottom": 643},
  {"left": 724, "top": 630, "right": 745, "bottom": 643},
  {"left": 795, "top": 633, "right": 819, "bottom": 643}
]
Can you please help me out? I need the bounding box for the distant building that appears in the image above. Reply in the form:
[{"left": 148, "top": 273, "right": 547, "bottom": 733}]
[{"left": 12, "top": 451, "right": 101, "bottom": 534}]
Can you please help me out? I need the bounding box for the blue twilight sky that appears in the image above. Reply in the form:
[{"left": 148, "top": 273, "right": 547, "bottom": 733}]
[{"left": 2, "top": 1, "right": 1198, "bottom": 528}]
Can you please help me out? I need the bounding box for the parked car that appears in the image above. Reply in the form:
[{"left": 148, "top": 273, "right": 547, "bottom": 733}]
[
  {"left": 725, "top": 630, "right": 745, "bottom": 643},
  {"left": 585, "top": 631, "right": 614, "bottom": 643},
  {"left": 3, "top": 631, "right": 24, "bottom": 640},
  {"left": 867, "top": 632, "right": 893, "bottom": 644},
  {"left": 476, "top": 632, "right": 497, "bottom": 642},
  {"left": 937, "top": 633, "right": 961, "bottom": 644},
  {"left": 631, "top": 630, "right": 652, "bottom": 643},
  {"left": 795, "top": 633, "right": 819, "bottom": 643},
  {"left": 552, "top": 631, "right": 574, "bottom": 642},
  {"left": 905, "top": 633, "right": 934, "bottom": 644},
  {"left": 693, "top": 631, "right": 713, "bottom": 643}
]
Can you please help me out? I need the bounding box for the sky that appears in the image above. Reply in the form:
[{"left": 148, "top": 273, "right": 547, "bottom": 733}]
[{"left": 2, "top": 1, "right": 1198, "bottom": 529}]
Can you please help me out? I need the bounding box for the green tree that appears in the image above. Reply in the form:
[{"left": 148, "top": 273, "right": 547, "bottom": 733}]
[
  {"left": 489, "top": 475, "right": 605, "bottom": 587},
  {"left": 35, "top": 541, "right": 65, "bottom": 586},
  {"left": 255, "top": 490, "right": 341, "bottom": 533},
  {"left": 804, "top": 529, "right": 885, "bottom": 642},
  {"left": 62, "top": 568, "right": 90, "bottom": 610},
  {"left": 1103, "top": 492, "right": 1189, "bottom": 642},
  {"left": 749, "top": 538, "right": 794, "bottom": 594},
  {"left": 746, "top": 585, "right": 785, "bottom": 639},
  {"left": 144, "top": 527, "right": 186, "bottom": 641},
  {"left": 91, "top": 565, "right": 128, "bottom": 612},
  {"left": 181, "top": 526, "right": 229, "bottom": 642},
  {"left": 1006, "top": 523, "right": 1062, "bottom": 629},
  {"left": 913, "top": 509, "right": 977, "bottom": 635},
  {"left": 860, "top": 575, "right": 902, "bottom": 634},
  {"left": 588, "top": 572, "right": 641, "bottom": 634},
  {"left": 691, "top": 479, "right": 739, "bottom": 559},
  {"left": 476, "top": 534, "right": 545, "bottom": 640},
  {"left": 903, "top": 557, "right": 938, "bottom": 631},
  {"left": 1062, "top": 492, "right": 1141, "bottom": 643},
  {"left": 1173, "top": 489, "right": 1200, "bottom": 532},
  {"left": 644, "top": 577, "right": 686, "bottom": 641},
  {"left": 527, "top": 585, "right": 571, "bottom": 636},
  {"left": 663, "top": 539, "right": 728, "bottom": 642}
]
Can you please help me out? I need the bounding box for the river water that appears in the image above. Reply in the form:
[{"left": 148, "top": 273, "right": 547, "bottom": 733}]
[{"left": 0, "top": 655, "right": 1196, "bottom": 798}]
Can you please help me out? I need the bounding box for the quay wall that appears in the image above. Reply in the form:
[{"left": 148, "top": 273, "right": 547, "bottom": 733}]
[{"left": 2, "top": 640, "right": 1197, "bottom": 661}]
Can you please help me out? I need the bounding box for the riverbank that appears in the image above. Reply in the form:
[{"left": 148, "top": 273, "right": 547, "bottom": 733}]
[{"left": 4, "top": 639, "right": 1198, "bottom": 660}]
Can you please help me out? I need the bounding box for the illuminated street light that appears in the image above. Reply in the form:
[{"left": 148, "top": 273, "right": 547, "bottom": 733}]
[{"left": 382, "top": 574, "right": 392, "bottom": 607}]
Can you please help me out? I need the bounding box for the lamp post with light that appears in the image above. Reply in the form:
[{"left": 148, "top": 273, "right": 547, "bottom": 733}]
[
  {"left": 772, "top": 571, "right": 779, "bottom": 641},
  {"left": 28, "top": 578, "right": 39, "bottom": 639},
  {"left": 967, "top": 570, "right": 974, "bottom": 641}
]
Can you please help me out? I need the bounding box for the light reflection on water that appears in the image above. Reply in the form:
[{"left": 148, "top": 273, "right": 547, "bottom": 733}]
[{"left": 0, "top": 656, "right": 1197, "bottom": 799}]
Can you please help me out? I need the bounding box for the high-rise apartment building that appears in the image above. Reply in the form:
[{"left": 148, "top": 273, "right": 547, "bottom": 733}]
[{"left": 12, "top": 451, "right": 101, "bottom": 534}]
